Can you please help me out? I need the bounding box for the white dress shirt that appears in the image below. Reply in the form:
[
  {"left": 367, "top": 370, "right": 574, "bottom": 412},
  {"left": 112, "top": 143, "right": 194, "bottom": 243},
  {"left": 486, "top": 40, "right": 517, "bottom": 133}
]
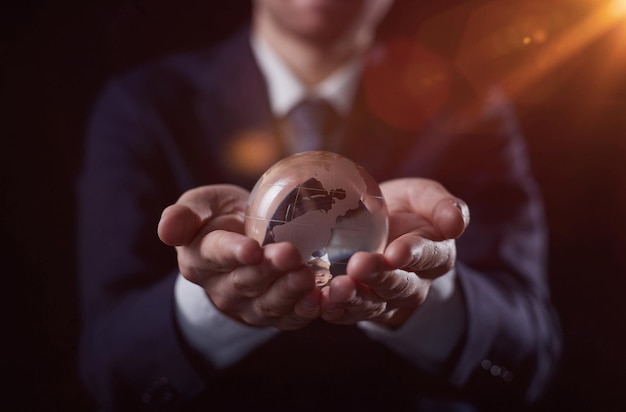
[{"left": 174, "top": 33, "right": 466, "bottom": 372}]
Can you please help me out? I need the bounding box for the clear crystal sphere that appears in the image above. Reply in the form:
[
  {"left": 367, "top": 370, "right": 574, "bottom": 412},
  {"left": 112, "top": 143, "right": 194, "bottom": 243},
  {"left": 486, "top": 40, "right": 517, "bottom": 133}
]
[{"left": 245, "top": 151, "right": 388, "bottom": 287}]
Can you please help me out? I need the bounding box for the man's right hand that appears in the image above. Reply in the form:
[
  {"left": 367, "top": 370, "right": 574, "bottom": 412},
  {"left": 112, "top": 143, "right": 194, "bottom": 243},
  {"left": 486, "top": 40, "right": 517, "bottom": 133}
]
[{"left": 158, "top": 184, "right": 321, "bottom": 330}]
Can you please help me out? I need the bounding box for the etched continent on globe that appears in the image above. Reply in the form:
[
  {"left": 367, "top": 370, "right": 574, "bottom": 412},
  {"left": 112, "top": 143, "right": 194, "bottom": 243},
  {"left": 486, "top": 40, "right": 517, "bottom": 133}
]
[{"left": 244, "top": 151, "right": 388, "bottom": 287}]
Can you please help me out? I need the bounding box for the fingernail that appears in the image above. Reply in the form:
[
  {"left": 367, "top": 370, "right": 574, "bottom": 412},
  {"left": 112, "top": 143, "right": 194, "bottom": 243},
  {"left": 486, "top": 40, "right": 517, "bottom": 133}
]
[{"left": 450, "top": 199, "right": 470, "bottom": 225}]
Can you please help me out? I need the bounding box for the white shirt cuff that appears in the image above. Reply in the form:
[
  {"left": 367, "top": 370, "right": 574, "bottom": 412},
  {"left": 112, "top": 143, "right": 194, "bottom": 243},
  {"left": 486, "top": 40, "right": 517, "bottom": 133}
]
[
  {"left": 174, "top": 273, "right": 279, "bottom": 369},
  {"left": 357, "top": 269, "right": 466, "bottom": 373}
]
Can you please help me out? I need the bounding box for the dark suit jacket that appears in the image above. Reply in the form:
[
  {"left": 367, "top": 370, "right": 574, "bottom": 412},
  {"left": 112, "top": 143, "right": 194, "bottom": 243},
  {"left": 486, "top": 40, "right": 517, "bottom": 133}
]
[{"left": 78, "top": 27, "right": 561, "bottom": 411}]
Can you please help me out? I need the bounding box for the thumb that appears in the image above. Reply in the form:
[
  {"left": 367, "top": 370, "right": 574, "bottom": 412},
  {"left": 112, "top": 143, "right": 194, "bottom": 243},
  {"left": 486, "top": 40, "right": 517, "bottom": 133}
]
[
  {"left": 432, "top": 198, "right": 470, "bottom": 240},
  {"left": 157, "top": 184, "right": 250, "bottom": 246},
  {"left": 157, "top": 204, "right": 200, "bottom": 246}
]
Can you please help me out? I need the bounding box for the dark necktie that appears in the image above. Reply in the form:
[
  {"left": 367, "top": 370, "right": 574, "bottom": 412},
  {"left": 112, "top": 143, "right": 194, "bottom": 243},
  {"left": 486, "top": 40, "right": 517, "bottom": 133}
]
[{"left": 285, "top": 98, "right": 340, "bottom": 153}]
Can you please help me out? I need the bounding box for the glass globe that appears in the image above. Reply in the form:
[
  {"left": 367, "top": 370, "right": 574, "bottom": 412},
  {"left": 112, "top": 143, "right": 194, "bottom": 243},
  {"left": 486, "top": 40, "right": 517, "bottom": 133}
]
[{"left": 245, "top": 151, "right": 389, "bottom": 287}]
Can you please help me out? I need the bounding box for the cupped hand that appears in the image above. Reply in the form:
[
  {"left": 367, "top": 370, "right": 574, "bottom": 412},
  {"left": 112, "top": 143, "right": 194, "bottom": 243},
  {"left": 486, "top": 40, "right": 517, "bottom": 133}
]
[
  {"left": 320, "top": 178, "right": 470, "bottom": 329},
  {"left": 158, "top": 184, "right": 321, "bottom": 330}
]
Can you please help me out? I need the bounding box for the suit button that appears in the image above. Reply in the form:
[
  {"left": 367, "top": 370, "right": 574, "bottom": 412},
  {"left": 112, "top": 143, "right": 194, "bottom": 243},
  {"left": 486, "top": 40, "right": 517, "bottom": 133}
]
[
  {"left": 489, "top": 365, "right": 502, "bottom": 376},
  {"left": 481, "top": 359, "right": 514, "bottom": 382},
  {"left": 502, "top": 370, "right": 514, "bottom": 382}
]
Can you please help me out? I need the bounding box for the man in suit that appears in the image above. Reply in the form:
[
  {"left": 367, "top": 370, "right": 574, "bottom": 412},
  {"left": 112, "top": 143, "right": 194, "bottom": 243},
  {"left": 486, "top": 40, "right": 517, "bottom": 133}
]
[{"left": 78, "top": 0, "right": 561, "bottom": 410}]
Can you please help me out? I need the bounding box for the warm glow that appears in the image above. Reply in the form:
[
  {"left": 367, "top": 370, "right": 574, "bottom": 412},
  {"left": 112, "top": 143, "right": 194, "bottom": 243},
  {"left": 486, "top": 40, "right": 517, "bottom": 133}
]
[
  {"left": 503, "top": 0, "right": 626, "bottom": 97},
  {"left": 611, "top": 0, "right": 626, "bottom": 15},
  {"left": 455, "top": 0, "right": 626, "bottom": 103},
  {"left": 226, "top": 130, "right": 281, "bottom": 178}
]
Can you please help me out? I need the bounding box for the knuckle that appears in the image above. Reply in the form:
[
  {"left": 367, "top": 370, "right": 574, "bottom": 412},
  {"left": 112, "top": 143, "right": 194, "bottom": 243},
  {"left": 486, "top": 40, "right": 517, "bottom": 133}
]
[
  {"left": 229, "top": 273, "right": 259, "bottom": 298},
  {"left": 253, "top": 299, "right": 285, "bottom": 319},
  {"left": 178, "top": 265, "right": 197, "bottom": 282},
  {"left": 392, "top": 272, "right": 414, "bottom": 296},
  {"left": 405, "top": 240, "right": 454, "bottom": 273},
  {"left": 421, "top": 240, "right": 456, "bottom": 278},
  {"left": 377, "top": 270, "right": 413, "bottom": 300},
  {"left": 238, "top": 311, "right": 267, "bottom": 327},
  {"left": 210, "top": 293, "right": 239, "bottom": 314}
]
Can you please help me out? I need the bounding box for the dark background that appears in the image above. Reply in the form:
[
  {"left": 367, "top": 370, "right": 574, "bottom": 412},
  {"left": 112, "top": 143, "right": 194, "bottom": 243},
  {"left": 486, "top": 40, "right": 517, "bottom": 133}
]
[{"left": 2, "top": 1, "right": 625, "bottom": 410}]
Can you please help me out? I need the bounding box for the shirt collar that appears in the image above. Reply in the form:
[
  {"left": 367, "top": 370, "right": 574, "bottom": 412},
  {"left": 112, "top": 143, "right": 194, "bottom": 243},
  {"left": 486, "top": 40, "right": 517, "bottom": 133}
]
[{"left": 251, "top": 33, "right": 362, "bottom": 118}]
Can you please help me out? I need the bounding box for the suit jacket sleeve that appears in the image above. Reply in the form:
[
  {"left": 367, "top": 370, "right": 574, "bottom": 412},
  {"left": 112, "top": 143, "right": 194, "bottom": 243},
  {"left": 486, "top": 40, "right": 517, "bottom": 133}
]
[
  {"left": 78, "top": 78, "right": 210, "bottom": 411},
  {"left": 427, "top": 91, "right": 562, "bottom": 404}
]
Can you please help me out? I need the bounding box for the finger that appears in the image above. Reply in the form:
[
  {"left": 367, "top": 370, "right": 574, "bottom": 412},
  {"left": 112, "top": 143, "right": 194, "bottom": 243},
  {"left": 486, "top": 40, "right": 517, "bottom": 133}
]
[
  {"left": 276, "top": 287, "right": 322, "bottom": 330},
  {"left": 194, "top": 242, "right": 307, "bottom": 327},
  {"left": 158, "top": 184, "right": 250, "bottom": 246},
  {"left": 433, "top": 198, "right": 470, "bottom": 239},
  {"left": 385, "top": 235, "right": 456, "bottom": 279},
  {"left": 319, "top": 283, "right": 347, "bottom": 321},
  {"left": 158, "top": 204, "right": 201, "bottom": 246},
  {"left": 263, "top": 242, "right": 306, "bottom": 272},
  {"left": 346, "top": 252, "right": 415, "bottom": 300},
  {"left": 198, "top": 230, "right": 263, "bottom": 271},
  {"left": 223, "top": 243, "right": 312, "bottom": 326},
  {"left": 177, "top": 184, "right": 250, "bottom": 221},
  {"left": 382, "top": 178, "right": 469, "bottom": 240},
  {"left": 248, "top": 267, "right": 317, "bottom": 325},
  {"left": 326, "top": 273, "right": 358, "bottom": 304},
  {"left": 321, "top": 276, "right": 388, "bottom": 324},
  {"left": 346, "top": 252, "right": 433, "bottom": 306},
  {"left": 344, "top": 251, "right": 388, "bottom": 284},
  {"left": 224, "top": 242, "right": 305, "bottom": 296},
  {"left": 293, "top": 288, "right": 322, "bottom": 321}
]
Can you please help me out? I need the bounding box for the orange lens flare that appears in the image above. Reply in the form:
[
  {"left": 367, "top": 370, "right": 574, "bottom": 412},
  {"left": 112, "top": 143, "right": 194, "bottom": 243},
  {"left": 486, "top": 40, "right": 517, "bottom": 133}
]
[{"left": 456, "top": 0, "right": 626, "bottom": 102}]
